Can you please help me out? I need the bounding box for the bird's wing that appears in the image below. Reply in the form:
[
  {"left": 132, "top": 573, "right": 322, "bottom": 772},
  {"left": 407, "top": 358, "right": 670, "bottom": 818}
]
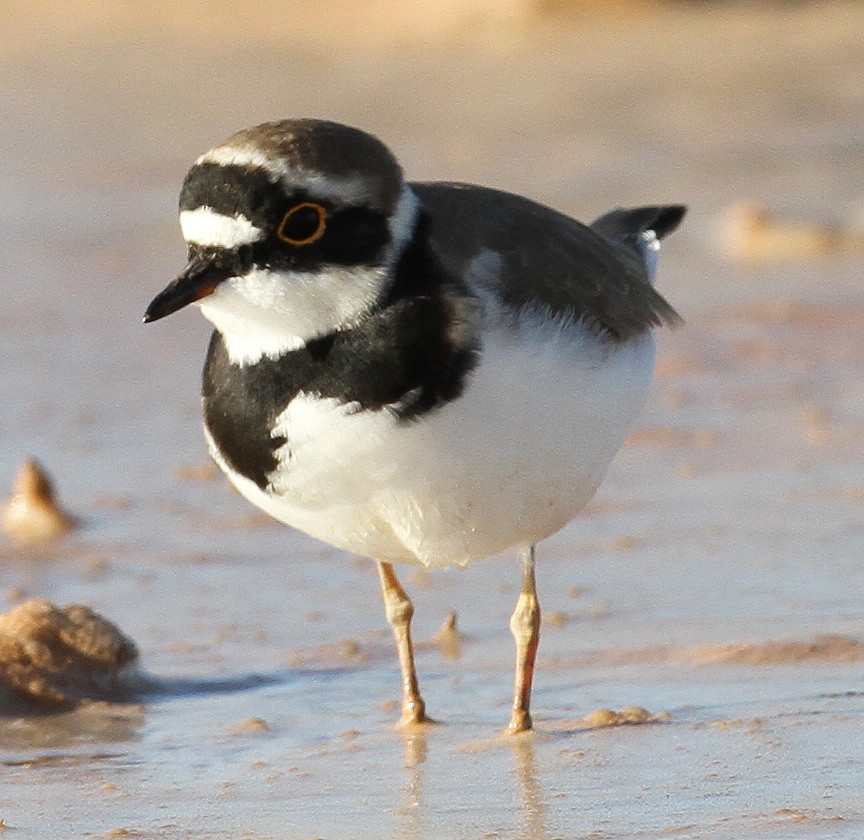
[{"left": 411, "top": 182, "right": 682, "bottom": 340}]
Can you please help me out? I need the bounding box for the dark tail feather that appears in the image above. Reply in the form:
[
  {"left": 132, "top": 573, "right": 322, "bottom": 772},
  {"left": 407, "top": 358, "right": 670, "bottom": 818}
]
[
  {"left": 591, "top": 204, "right": 687, "bottom": 241},
  {"left": 591, "top": 204, "right": 685, "bottom": 332}
]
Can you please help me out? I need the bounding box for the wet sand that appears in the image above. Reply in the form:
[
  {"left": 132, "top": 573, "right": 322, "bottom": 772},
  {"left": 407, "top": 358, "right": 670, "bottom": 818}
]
[{"left": 2, "top": 2, "right": 864, "bottom": 837}]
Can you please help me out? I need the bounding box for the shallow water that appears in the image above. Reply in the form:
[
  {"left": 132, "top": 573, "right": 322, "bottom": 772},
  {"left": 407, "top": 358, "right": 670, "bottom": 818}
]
[{"left": 2, "top": 2, "right": 864, "bottom": 837}]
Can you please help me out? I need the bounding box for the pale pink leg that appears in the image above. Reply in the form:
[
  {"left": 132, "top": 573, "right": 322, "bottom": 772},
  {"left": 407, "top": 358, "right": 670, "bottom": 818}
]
[
  {"left": 507, "top": 545, "right": 541, "bottom": 734},
  {"left": 377, "top": 561, "right": 430, "bottom": 727}
]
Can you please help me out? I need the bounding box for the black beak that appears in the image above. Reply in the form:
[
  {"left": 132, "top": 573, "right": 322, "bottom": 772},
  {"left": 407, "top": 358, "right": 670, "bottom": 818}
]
[{"left": 143, "top": 252, "right": 236, "bottom": 323}]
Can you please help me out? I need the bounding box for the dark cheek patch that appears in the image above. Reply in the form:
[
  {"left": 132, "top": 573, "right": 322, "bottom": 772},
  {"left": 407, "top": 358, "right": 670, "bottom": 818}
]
[{"left": 263, "top": 206, "right": 392, "bottom": 272}]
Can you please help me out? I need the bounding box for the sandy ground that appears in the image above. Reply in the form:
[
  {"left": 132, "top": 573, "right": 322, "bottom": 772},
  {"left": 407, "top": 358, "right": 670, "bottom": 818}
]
[{"left": 1, "top": 1, "right": 864, "bottom": 838}]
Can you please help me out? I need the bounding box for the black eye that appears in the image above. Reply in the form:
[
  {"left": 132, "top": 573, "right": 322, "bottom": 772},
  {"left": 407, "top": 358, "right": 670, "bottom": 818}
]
[{"left": 277, "top": 202, "right": 327, "bottom": 246}]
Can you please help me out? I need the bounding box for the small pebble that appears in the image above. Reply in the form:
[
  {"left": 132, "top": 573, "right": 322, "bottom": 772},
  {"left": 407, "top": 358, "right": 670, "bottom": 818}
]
[
  {"left": 174, "top": 461, "right": 219, "bottom": 483},
  {"left": 1, "top": 460, "right": 76, "bottom": 544},
  {"left": 430, "top": 611, "right": 463, "bottom": 659},
  {"left": 544, "top": 610, "right": 568, "bottom": 628},
  {"left": 232, "top": 717, "right": 270, "bottom": 734},
  {"left": 721, "top": 201, "right": 850, "bottom": 264}
]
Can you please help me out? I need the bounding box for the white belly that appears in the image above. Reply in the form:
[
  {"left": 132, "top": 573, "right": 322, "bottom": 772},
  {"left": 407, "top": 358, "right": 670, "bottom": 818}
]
[{"left": 207, "top": 315, "right": 656, "bottom": 569}]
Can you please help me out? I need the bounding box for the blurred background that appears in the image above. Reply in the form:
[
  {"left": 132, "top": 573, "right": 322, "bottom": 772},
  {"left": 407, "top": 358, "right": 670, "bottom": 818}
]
[
  {"left": 2, "top": 2, "right": 864, "bottom": 838},
  {"left": 3, "top": 0, "right": 863, "bottom": 496}
]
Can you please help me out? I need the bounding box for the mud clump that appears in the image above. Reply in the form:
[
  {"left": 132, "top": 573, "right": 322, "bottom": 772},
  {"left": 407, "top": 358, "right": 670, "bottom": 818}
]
[
  {"left": 0, "top": 599, "right": 139, "bottom": 708},
  {"left": 1, "top": 460, "right": 76, "bottom": 544},
  {"left": 545, "top": 705, "right": 669, "bottom": 732},
  {"left": 579, "top": 705, "right": 666, "bottom": 728}
]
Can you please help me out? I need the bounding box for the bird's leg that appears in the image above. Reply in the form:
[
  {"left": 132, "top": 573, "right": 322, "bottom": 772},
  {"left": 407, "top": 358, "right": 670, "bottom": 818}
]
[
  {"left": 507, "top": 545, "right": 541, "bottom": 734},
  {"left": 377, "top": 561, "right": 430, "bottom": 727}
]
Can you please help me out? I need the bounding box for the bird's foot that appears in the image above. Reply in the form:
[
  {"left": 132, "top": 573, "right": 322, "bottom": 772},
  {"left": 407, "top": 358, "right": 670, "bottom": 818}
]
[
  {"left": 395, "top": 697, "right": 436, "bottom": 730},
  {"left": 505, "top": 709, "right": 533, "bottom": 735}
]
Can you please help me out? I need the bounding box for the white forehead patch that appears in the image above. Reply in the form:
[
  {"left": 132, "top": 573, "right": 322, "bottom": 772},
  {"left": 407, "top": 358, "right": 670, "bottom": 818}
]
[{"left": 179, "top": 207, "right": 263, "bottom": 248}]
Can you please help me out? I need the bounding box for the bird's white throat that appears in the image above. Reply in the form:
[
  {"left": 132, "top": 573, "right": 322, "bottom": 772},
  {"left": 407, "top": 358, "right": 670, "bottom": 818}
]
[
  {"left": 198, "top": 264, "right": 388, "bottom": 364},
  {"left": 193, "top": 186, "right": 421, "bottom": 366}
]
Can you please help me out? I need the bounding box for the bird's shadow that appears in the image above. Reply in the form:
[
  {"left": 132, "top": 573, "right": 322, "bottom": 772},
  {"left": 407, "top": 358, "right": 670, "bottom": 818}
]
[
  {"left": 0, "top": 666, "right": 354, "bottom": 720},
  {"left": 133, "top": 666, "right": 349, "bottom": 701}
]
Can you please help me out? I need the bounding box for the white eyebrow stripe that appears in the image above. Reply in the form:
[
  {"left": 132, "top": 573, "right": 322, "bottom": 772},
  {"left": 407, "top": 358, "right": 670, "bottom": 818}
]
[
  {"left": 197, "top": 146, "right": 377, "bottom": 206},
  {"left": 179, "top": 207, "right": 264, "bottom": 248},
  {"left": 197, "top": 146, "right": 275, "bottom": 173}
]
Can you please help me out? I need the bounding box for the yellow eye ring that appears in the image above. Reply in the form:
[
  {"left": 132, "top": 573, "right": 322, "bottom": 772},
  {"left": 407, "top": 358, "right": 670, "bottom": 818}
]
[{"left": 276, "top": 202, "right": 327, "bottom": 246}]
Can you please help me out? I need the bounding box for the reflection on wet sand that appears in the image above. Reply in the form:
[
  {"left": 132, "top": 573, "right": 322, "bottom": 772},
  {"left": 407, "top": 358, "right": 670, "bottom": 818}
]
[
  {"left": 510, "top": 735, "right": 552, "bottom": 840},
  {"left": 398, "top": 729, "right": 428, "bottom": 840},
  {"left": 0, "top": 700, "right": 144, "bottom": 752},
  {"left": 398, "top": 729, "right": 554, "bottom": 840}
]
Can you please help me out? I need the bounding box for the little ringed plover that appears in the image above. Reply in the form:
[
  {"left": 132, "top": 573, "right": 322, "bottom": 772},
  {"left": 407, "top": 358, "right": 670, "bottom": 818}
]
[{"left": 145, "top": 119, "right": 684, "bottom": 733}]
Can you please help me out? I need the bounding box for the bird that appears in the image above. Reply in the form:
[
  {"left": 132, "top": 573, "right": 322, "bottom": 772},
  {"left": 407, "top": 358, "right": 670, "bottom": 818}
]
[{"left": 144, "top": 119, "right": 684, "bottom": 733}]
